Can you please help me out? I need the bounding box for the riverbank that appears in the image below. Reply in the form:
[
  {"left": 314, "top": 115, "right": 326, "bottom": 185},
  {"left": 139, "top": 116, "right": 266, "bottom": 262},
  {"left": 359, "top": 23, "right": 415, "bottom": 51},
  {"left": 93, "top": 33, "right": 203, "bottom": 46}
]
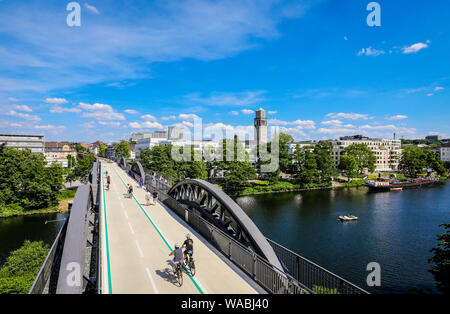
[
  {"left": 225, "top": 175, "right": 448, "bottom": 196},
  {"left": 0, "top": 190, "right": 76, "bottom": 219}
]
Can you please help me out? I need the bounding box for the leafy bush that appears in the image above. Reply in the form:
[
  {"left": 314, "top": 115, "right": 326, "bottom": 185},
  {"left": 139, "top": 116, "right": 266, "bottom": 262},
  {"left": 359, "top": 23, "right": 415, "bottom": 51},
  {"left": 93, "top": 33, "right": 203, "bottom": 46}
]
[
  {"left": 0, "top": 203, "right": 23, "bottom": 217},
  {"left": 57, "top": 189, "right": 77, "bottom": 200},
  {"left": 0, "top": 240, "right": 49, "bottom": 294}
]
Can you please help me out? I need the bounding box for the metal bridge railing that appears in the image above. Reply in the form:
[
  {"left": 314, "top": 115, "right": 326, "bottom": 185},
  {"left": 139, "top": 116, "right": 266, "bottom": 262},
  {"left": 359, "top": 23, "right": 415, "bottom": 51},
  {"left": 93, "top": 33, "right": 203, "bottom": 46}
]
[
  {"left": 30, "top": 158, "right": 101, "bottom": 294},
  {"left": 162, "top": 196, "right": 311, "bottom": 294},
  {"left": 28, "top": 218, "right": 68, "bottom": 294},
  {"left": 267, "top": 238, "right": 369, "bottom": 294}
]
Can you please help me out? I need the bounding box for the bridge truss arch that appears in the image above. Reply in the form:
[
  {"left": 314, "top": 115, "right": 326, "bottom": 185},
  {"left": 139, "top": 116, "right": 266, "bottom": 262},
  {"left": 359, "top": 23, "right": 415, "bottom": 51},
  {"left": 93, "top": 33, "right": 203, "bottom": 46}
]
[
  {"left": 167, "top": 179, "right": 283, "bottom": 270},
  {"left": 130, "top": 160, "right": 146, "bottom": 184},
  {"left": 118, "top": 155, "right": 127, "bottom": 170}
]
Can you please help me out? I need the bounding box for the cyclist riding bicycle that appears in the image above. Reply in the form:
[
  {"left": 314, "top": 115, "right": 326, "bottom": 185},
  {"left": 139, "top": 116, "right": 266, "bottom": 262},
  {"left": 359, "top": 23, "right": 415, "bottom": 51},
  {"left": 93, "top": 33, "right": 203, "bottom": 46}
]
[
  {"left": 182, "top": 234, "right": 194, "bottom": 261},
  {"left": 169, "top": 243, "right": 183, "bottom": 273}
]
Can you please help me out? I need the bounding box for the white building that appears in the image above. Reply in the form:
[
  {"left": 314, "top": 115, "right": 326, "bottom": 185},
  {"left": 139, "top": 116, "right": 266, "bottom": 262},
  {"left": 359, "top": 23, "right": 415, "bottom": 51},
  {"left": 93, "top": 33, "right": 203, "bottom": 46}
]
[
  {"left": 0, "top": 133, "right": 45, "bottom": 154},
  {"left": 440, "top": 143, "right": 450, "bottom": 163},
  {"left": 331, "top": 135, "right": 402, "bottom": 172}
]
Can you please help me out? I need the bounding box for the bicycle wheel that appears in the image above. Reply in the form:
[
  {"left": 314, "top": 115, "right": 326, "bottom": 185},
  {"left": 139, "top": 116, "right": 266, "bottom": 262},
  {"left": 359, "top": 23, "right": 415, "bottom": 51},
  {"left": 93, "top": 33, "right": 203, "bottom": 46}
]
[
  {"left": 189, "top": 260, "right": 196, "bottom": 276},
  {"left": 177, "top": 266, "right": 183, "bottom": 286}
]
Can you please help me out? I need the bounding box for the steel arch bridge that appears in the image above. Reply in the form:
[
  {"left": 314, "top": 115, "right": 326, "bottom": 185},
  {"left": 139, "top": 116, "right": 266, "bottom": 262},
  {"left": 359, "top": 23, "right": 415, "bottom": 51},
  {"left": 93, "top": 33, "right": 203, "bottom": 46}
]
[{"left": 166, "top": 179, "right": 283, "bottom": 270}]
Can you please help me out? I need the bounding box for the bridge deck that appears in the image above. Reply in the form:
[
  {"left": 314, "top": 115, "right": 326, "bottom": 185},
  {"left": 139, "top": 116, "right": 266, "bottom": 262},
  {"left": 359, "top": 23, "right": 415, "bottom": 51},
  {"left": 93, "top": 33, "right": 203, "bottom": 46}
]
[{"left": 100, "top": 161, "right": 258, "bottom": 294}]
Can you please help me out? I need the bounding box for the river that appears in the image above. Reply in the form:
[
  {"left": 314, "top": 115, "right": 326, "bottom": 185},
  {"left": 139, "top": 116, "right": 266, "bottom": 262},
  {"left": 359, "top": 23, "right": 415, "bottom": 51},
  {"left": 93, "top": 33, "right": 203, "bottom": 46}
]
[
  {"left": 234, "top": 182, "right": 450, "bottom": 294},
  {"left": 0, "top": 213, "right": 68, "bottom": 268}
]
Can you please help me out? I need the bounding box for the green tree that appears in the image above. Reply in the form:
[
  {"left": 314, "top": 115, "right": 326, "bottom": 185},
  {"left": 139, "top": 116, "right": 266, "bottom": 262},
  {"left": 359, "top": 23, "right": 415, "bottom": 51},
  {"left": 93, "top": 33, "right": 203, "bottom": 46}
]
[
  {"left": 115, "top": 140, "right": 131, "bottom": 159},
  {"left": 339, "top": 155, "right": 359, "bottom": 179},
  {"left": 0, "top": 148, "right": 64, "bottom": 213},
  {"left": 429, "top": 223, "right": 450, "bottom": 294},
  {"left": 99, "top": 144, "right": 106, "bottom": 157},
  {"left": 0, "top": 240, "right": 49, "bottom": 294},
  {"left": 67, "top": 151, "right": 96, "bottom": 182},
  {"left": 215, "top": 138, "right": 256, "bottom": 191},
  {"left": 313, "top": 141, "right": 337, "bottom": 182},
  {"left": 140, "top": 145, "right": 180, "bottom": 181},
  {"left": 342, "top": 143, "right": 376, "bottom": 174},
  {"left": 293, "top": 147, "right": 319, "bottom": 185},
  {"left": 278, "top": 133, "right": 294, "bottom": 173}
]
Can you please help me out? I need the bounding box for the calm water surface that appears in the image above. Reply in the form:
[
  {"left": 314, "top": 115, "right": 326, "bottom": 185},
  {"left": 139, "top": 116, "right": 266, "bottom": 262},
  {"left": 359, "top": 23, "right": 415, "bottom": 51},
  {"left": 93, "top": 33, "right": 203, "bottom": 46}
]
[
  {"left": 0, "top": 213, "right": 68, "bottom": 268},
  {"left": 234, "top": 183, "right": 450, "bottom": 294}
]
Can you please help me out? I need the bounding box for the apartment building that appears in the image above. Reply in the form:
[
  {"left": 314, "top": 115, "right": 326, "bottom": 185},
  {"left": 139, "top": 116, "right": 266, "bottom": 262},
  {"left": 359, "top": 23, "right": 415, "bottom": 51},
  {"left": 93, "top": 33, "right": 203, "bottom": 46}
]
[
  {"left": 331, "top": 135, "right": 402, "bottom": 172},
  {"left": 44, "top": 142, "right": 76, "bottom": 168},
  {"left": 441, "top": 142, "right": 450, "bottom": 163},
  {"left": 0, "top": 133, "right": 45, "bottom": 154}
]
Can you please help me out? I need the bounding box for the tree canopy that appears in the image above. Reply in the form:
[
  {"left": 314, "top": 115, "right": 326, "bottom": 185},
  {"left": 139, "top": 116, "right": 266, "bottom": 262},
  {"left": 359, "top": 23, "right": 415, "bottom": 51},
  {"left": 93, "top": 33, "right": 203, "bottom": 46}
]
[
  {"left": 429, "top": 223, "right": 450, "bottom": 295},
  {"left": 115, "top": 140, "right": 131, "bottom": 159},
  {"left": 342, "top": 143, "right": 376, "bottom": 174},
  {"left": 0, "top": 148, "right": 64, "bottom": 214},
  {"left": 399, "top": 146, "right": 446, "bottom": 178}
]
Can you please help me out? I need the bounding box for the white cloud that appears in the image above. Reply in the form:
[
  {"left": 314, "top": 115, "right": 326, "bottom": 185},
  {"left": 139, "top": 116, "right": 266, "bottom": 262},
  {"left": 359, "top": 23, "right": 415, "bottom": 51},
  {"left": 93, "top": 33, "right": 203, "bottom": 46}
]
[
  {"left": 13, "top": 105, "right": 32, "bottom": 112},
  {"left": 84, "top": 3, "right": 100, "bottom": 14},
  {"left": 141, "top": 114, "right": 158, "bottom": 121},
  {"left": 357, "top": 47, "right": 385, "bottom": 56},
  {"left": 178, "top": 113, "right": 200, "bottom": 120},
  {"left": 230, "top": 111, "right": 239, "bottom": 115},
  {"left": 34, "top": 124, "right": 66, "bottom": 131},
  {"left": 5, "top": 110, "right": 40, "bottom": 121},
  {"left": 124, "top": 109, "right": 139, "bottom": 114},
  {"left": 386, "top": 115, "right": 408, "bottom": 120},
  {"left": 129, "top": 121, "right": 163, "bottom": 129},
  {"left": 184, "top": 91, "right": 265, "bottom": 107},
  {"left": 78, "top": 102, "right": 125, "bottom": 120},
  {"left": 434, "top": 86, "right": 444, "bottom": 91},
  {"left": 241, "top": 109, "right": 254, "bottom": 115},
  {"left": 45, "top": 97, "right": 68, "bottom": 104},
  {"left": 80, "top": 121, "right": 95, "bottom": 129},
  {"left": 267, "top": 110, "right": 277, "bottom": 114},
  {"left": 326, "top": 112, "right": 371, "bottom": 120},
  {"left": 99, "top": 121, "right": 121, "bottom": 127},
  {"left": 161, "top": 115, "right": 177, "bottom": 121},
  {"left": 268, "top": 119, "right": 315, "bottom": 129},
  {"left": 50, "top": 106, "right": 81, "bottom": 113},
  {"left": 0, "top": 1, "right": 309, "bottom": 92},
  {"left": 402, "top": 42, "right": 429, "bottom": 54},
  {"left": 427, "top": 93, "right": 434, "bottom": 97}
]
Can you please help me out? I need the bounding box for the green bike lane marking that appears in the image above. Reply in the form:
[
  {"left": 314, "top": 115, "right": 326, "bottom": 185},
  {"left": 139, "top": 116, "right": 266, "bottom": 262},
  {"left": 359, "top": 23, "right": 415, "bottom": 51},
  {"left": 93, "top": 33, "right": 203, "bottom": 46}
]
[
  {"left": 111, "top": 166, "right": 204, "bottom": 294},
  {"left": 101, "top": 163, "right": 113, "bottom": 294}
]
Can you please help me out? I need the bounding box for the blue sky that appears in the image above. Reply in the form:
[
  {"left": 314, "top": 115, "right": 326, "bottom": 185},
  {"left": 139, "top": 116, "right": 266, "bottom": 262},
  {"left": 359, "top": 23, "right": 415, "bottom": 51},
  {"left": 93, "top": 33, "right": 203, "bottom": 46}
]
[{"left": 0, "top": 0, "right": 449, "bottom": 142}]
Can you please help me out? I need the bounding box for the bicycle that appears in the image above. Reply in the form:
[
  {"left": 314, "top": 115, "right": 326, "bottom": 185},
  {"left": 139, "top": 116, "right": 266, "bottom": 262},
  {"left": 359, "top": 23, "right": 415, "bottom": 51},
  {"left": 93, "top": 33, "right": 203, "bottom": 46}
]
[
  {"left": 174, "top": 262, "right": 183, "bottom": 286},
  {"left": 184, "top": 253, "right": 195, "bottom": 276}
]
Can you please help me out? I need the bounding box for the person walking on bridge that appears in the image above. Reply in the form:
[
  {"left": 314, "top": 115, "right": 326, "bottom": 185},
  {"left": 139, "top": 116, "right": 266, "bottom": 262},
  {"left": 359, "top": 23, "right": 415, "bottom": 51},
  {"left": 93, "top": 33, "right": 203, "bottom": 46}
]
[
  {"left": 106, "top": 175, "right": 111, "bottom": 190},
  {"left": 127, "top": 183, "right": 133, "bottom": 198},
  {"left": 145, "top": 190, "right": 152, "bottom": 206},
  {"left": 152, "top": 190, "right": 158, "bottom": 204},
  {"left": 139, "top": 177, "right": 143, "bottom": 188}
]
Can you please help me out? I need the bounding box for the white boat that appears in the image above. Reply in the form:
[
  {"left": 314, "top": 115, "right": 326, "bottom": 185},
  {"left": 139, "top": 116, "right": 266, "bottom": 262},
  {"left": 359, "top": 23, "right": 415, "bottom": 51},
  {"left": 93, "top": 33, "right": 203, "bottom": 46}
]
[{"left": 338, "top": 214, "right": 358, "bottom": 221}]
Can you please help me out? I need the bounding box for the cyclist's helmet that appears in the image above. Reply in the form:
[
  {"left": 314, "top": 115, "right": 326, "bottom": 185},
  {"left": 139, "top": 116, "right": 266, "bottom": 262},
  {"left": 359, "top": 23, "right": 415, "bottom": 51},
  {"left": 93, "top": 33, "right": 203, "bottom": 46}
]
[
  {"left": 175, "top": 243, "right": 180, "bottom": 248},
  {"left": 186, "top": 233, "right": 191, "bottom": 239}
]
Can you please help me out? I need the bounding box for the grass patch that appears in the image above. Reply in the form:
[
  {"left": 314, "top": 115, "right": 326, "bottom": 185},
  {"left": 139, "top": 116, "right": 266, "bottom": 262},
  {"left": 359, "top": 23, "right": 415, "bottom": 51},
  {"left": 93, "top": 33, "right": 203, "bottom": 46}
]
[{"left": 57, "top": 189, "right": 77, "bottom": 200}]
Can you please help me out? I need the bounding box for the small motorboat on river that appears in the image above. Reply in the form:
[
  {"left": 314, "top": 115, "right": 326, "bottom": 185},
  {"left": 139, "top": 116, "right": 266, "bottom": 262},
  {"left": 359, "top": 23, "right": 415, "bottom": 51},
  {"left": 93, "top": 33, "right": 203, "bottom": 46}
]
[{"left": 339, "top": 214, "right": 358, "bottom": 221}]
